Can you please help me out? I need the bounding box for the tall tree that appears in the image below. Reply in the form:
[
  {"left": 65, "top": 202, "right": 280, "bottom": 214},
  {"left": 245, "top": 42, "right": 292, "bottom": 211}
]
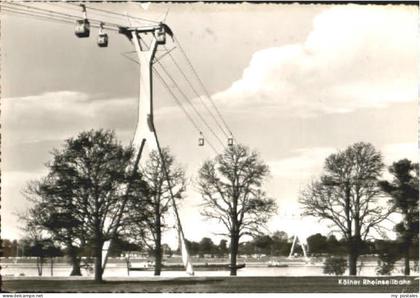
[
  {"left": 379, "top": 159, "right": 419, "bottom": 275},
  {"left": 272, "top": 231, "right": 289, "bottom": 242},
  {"left": 254, "top": 235, "right": 274, "bottom": 255},
  {"left": 307, "top": 233, "right": 328, "bottom": 255},
  {"left": 24, "top": 130, "right": 145, "bottom": 282},
  {"left": 218, "top": 239, "right": 228, "bottom": 257},
  {"left": 19, "top": 220, "right": 62, "bottom": 276},
  {"left": 24, "top": 180, "right": 85, "bottom": 276},
  {"left": 125, "top": 148, "right": 186, "bottom": 276},
  {"left": 198, "top": 144, "right": 276, "bottom": 275},
  {"left": 299, "top": 142, "right": 392, "bottom": 275},
  {"left": 272, "top": 231, "right": 291, "bottom": 256},
  {"left": 199, "top": 237, "right": 216, "bottom": 257}
]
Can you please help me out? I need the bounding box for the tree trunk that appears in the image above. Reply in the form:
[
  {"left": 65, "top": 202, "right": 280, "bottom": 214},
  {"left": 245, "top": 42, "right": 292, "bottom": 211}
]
[
  {"left": 348, "top": 251, "right": 358, "bottom": 276},
  {"left": 70, "top": 255, "right": 82, "bottom": 276},
  {"left": 404, "top": 251, "right": 410, "bottom": 276},
  {"left": 154, "top": 241, "right": 162, "bottom": 276},
  {"left": 36, "top": 257, "right": 43, "bottom": 276},
  {"left": 348, "top": 237, "right": 359, "bottom": 276},
  {"left": 126, "top": 257, "right": 131, "bottom": 276},
  {"left": 403, "top": 239, "right": 411, "bottom": 276},
  {"left": 68, "top": 245, "right": 82, "bottom": 276},
  {"left": 94, "top": 242, "right": 103, "bottom": 282},
  {"left": 229, "top": 233, "right": 239, "bottom": 276},
  {"left": 154, "top": 204, "right": 162, "bottom": 276},
  {"left": 344, "top": 184, "right": 356, "bottom": 276}
]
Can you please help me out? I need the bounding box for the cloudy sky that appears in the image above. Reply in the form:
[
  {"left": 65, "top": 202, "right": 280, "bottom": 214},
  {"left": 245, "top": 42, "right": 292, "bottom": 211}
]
[{"left": 2, "top": 3, "right": 418, "bottom": 247}]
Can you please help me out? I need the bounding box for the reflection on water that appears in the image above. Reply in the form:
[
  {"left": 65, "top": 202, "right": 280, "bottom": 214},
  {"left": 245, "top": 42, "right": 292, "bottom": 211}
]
[{"left": 1, "top": 260, "right": 414, "bottom": 277}]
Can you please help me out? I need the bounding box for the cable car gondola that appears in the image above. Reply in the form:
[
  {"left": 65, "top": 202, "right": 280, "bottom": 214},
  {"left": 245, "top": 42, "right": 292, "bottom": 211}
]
[
  {"left": 228, "top": 137, "right": 233, "bottom": 147},
  {"left": 154, "top": 26, "right": 166, "bottom": 44},
  {"left": 75, "top": 4, "right": 90, "bottom": 38},
  {"left": 97, "top": 23, "right": 108, "bottom": 47},
  {"left": 75, "top": 19, "right": 90, "bottom": 38},
  {"left": 198, "top": 132, "right": 204, "bottom": 147}
]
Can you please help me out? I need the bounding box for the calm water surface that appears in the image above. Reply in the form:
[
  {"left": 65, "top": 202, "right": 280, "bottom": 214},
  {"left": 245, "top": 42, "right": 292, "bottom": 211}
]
[{"left": 1, "top": 260, "right": 415, "bottom": 277}]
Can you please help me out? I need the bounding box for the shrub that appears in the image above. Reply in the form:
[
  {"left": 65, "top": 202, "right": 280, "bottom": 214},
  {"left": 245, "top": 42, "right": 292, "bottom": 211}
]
[
  {"left": 375, "top": 240, "right": 401, "bottom": 276},
  {"left": 323, "top": 256, "right": 347, "bottom": 275},
  {"left": 376, "top": 252, "right": 399, "bottom": 275}
]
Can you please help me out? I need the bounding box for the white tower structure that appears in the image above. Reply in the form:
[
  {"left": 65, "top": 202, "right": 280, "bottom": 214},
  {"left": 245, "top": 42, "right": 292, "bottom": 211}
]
[
  {"left": 283, "top": 210, "right": 309, "bottom": 261},
  {"left": 288, "top": 234, "right": 309, "bottom": 260},
  {"left": 102, "top": 23, "right": 194, "bottom": 275}
]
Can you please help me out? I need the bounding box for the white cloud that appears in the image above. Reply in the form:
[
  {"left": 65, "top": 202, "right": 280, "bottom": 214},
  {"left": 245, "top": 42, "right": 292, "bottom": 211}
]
[
  {"left": 269, "top": 142, "right": 418, "bottom": 184},
  {"left": 2, "top": 91, "right": 137, "bottom": 143},
  {"left": 269, "top": 147, "right": 335, "bottom": 180},
  {"left": 213, "top": 5, "right": 417, "bottom": 117}
]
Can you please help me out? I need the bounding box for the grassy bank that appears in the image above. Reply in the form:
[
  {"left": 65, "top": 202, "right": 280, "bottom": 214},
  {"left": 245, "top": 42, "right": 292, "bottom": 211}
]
[{"left": 1, "top": 276, "right": 418, "bottom": 293}]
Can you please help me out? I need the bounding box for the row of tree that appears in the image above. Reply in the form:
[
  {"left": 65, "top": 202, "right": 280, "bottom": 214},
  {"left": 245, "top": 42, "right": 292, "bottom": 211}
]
[
  {"left": 17, "top": 130, "right": 419, "bottom": 280},
  {"left": 1, "top": 237, "right": 144, "bottom": 259},
  {"left": 21, "top": 130, "right": 276, "bottom": 280},
  {"left": 5, "top": 231, "right": 417, "bottom": 261},
  {"left": 2, "top": 236, "right": 224, "bottom": 259},
  {"left": 238, "top": 232, "right": 418, "bottom": 260},
  {"left": 184, "top": 238, "right": 228, "bottom": 257},
  {"left": 22, "top": 130, "right": 189, "bottom": 279}
]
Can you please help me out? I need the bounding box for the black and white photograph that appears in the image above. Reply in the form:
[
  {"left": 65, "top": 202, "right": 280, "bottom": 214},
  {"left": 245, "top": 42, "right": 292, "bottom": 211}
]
[{"left": 1, "top": 0, "right": 419, "bottom": 295}]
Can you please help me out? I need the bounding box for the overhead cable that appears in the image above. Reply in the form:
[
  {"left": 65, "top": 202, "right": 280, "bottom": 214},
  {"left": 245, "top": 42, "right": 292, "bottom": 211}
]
[
  {"left": 174, "top": 36, "right": 235, "bottom": 141},
  {"left": 164, "top": 46, "right": 230, "bottom": 139}
]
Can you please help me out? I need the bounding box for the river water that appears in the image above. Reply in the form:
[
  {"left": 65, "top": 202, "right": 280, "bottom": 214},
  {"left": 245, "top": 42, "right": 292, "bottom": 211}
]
[{"left": 1, "top": 260, "right": 415, "bottom": 277}]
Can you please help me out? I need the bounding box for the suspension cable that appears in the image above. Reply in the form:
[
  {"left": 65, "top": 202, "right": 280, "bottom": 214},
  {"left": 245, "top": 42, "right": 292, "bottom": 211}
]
[
  {"left": 164, "top": 46, "right": 230, "bottom": 139},
  {"left": 3, "top": 2, "right": 121, "bottom": 31},
  {"left": 174, "top": 36, "right": 235, "bottom": 140},
  {"left": 153, "top": 68, "right": 219, "bottom": 155},
  {"left": 2, "top": 7, "right": 77, "bottom": 27},
  {"left": 120, "top": 53, "right": 219, "bottom": 155},
  {"left": 154, "top": 59, "right": 226, "bottom": 148},
  {"left": 138, "top": 38, "right": 225, "bottom": 149},
  {"left": 50, "top": 2, "right": 132, "bottom": 27},
  {"left": 2, "top": 5, "right": 119, "bottom": 32},
  {"left": 66, "top": 2, "right": 160, "bottom": 25}
]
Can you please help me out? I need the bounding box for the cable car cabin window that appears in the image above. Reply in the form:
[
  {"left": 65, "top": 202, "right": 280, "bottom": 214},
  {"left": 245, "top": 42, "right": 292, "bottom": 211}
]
[
  {"left": 97, "top": 33, "right": 108, "bottom": 47},
  {"left": 75, "top": 20, "right": 90, "bottom": 38},
  {"left": 198, "top": 138, "right": 204, "bottom": 146},
  {"left": 228, "top": 138, "right": 233, "bottom": 146}
]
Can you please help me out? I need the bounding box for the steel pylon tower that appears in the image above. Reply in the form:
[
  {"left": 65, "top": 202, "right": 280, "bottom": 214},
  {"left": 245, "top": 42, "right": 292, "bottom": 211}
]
[
  {"left": 127, "top": 26, "right": 159, "bottom": 153},
  {"left": 282, "top": 210, "right": 309, "bottom": 260},
  {"left": 102, "top": 23, "right": 194, "bottom": 276},
  {"left": 288, "top": 234, "right": 309, "bottom": 260}
]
